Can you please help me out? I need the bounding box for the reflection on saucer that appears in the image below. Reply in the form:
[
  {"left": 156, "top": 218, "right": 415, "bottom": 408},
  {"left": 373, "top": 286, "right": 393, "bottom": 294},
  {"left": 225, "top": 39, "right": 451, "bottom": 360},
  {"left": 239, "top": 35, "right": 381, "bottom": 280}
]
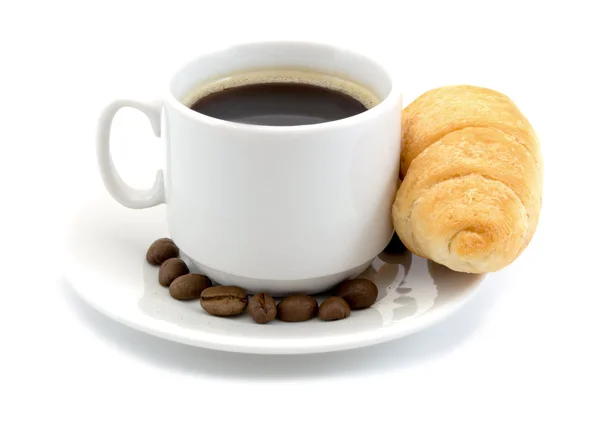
[
  {"left": 362, "top": 251, "right": 431, "bottom": 326},
  {"left": 427, "top": 260, "right": 486, "bottom": 305},
  {"left": 362, "top": 251, "right": 485, "bottom": 326}
]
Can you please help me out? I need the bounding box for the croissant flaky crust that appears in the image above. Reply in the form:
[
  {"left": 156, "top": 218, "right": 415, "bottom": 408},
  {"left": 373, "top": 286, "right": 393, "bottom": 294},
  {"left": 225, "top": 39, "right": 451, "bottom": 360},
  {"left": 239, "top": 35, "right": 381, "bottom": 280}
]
[{"left": 392, "top": 86, "right": 543, "bottom": 273}]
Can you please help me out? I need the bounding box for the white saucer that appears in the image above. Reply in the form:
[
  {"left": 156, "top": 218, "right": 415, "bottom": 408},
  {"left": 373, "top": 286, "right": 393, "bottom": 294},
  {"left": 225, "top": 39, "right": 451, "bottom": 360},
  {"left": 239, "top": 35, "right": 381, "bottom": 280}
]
[{"left": 63, "top": 195, "right": 486, "bottom": 354}]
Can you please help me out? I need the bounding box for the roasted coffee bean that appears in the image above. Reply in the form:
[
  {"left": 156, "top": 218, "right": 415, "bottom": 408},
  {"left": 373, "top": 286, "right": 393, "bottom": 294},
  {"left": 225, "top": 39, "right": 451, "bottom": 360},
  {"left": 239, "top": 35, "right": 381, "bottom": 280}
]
[
  {"left": 384, "top": 233, "right": 407, "bottom": 254},
  {"left": 248, "top": 293, "right": 277, "bottom": 324},
  {"left": 318, "top": 296, "right": 351, "bottom": 321},
  {"left": 169, "top": 274, "right": 211, "bottom": 300},
  {"left": 335, "top": 279, "right": 378, "bottom": 309},
  {"left": 277, "top": 295, "right": 318, "bottom": 322},
  {"left": 158, "top": 258, "right": 189, "bottom": 287},
  {"left": 146, "top": 238, "right": 179, "bottom": 265},
  {"left": 200, "top": 286, "right": 248, "bottom": 316}
]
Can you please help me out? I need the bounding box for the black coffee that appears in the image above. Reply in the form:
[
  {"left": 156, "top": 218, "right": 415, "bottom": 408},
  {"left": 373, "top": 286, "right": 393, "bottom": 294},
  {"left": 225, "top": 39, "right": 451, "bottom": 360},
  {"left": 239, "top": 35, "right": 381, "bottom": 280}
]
[{"left": 189, "top": 82, "right": 368, "bottom": 126}]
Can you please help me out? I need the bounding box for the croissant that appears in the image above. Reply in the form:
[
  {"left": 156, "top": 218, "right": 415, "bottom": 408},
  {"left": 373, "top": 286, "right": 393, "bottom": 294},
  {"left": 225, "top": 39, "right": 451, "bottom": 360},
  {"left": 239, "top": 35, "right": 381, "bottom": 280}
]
[{"left": 392, "top": 86, "right": 543, "bottom": 273}]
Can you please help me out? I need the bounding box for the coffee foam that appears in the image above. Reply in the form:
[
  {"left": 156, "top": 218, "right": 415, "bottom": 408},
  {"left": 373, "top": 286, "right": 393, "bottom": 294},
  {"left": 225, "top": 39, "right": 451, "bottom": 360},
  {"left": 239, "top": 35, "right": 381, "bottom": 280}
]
[{"left": 182, "top": 69, "right": 381, "bottom": 109}]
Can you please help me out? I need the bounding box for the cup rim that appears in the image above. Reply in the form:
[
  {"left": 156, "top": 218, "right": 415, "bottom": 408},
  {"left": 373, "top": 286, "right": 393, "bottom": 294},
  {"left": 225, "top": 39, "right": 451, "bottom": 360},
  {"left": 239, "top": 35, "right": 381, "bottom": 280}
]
[{"left": 165, "top": 40, "right": 401, "bottom": 133}]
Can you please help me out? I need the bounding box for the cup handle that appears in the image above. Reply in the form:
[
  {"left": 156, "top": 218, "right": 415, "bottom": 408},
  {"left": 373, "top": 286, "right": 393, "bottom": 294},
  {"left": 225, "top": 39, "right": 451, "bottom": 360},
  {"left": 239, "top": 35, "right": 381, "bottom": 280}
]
[{"left": 96, "top": 99, "right": 165, "bottom": 209}]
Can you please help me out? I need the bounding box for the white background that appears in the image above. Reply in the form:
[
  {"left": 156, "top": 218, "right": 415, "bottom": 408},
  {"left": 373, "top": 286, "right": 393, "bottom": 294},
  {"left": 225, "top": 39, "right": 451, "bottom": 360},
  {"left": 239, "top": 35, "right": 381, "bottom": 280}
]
[{"left": 1, "top": 0, "right": 599, "bottom": 424}]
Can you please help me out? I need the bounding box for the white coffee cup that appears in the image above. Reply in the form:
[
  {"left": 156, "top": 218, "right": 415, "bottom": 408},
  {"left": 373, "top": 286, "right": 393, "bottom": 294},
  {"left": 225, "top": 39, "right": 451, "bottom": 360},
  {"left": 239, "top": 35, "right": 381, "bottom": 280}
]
[{"left": 97, "top": 41, "right": 401, "bottom": 295}]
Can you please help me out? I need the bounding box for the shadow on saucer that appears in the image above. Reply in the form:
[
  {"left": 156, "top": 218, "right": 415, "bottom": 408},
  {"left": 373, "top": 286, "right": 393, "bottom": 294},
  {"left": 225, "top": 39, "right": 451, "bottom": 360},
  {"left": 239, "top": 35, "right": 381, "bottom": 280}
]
[{"left": 61, "top": 263, "right": 498, "bottom": 381}]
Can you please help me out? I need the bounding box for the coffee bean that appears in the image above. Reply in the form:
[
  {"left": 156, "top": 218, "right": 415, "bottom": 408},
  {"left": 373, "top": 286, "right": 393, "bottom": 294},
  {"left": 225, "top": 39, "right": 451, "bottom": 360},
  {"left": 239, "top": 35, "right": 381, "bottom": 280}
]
[
  {"left": 384, "top": 233, "right": 407, "bottom": 254},
  {"left": 248, "top": 293, "right": 277, "bottom": 324},
  {"left": 158, "top": 258, "right": 189, "bottom": 287},
  {"left": 169, "top": 274, "right": 211, "bottom": 300},
  {"left": 200, "top": 286, "right": 248, "bottom": 316},
  {"left": 335, "top": 279, "right": 378, "bottom": 309},
  {"left": 318, "top": 296, "right": 351, "bottom": 321},
  {"left": 146, "top": 238, "right": 179, "bottom": 265},
  {"left": 277, "top": 295, "right": 318, "bottom": 322}
]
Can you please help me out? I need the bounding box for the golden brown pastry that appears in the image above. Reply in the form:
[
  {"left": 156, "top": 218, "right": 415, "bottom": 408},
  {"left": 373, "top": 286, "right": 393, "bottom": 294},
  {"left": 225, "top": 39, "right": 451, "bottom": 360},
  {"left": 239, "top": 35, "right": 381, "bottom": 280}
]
[{"left": 392, "top": 86, "right": 543, "bottom": 273}]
